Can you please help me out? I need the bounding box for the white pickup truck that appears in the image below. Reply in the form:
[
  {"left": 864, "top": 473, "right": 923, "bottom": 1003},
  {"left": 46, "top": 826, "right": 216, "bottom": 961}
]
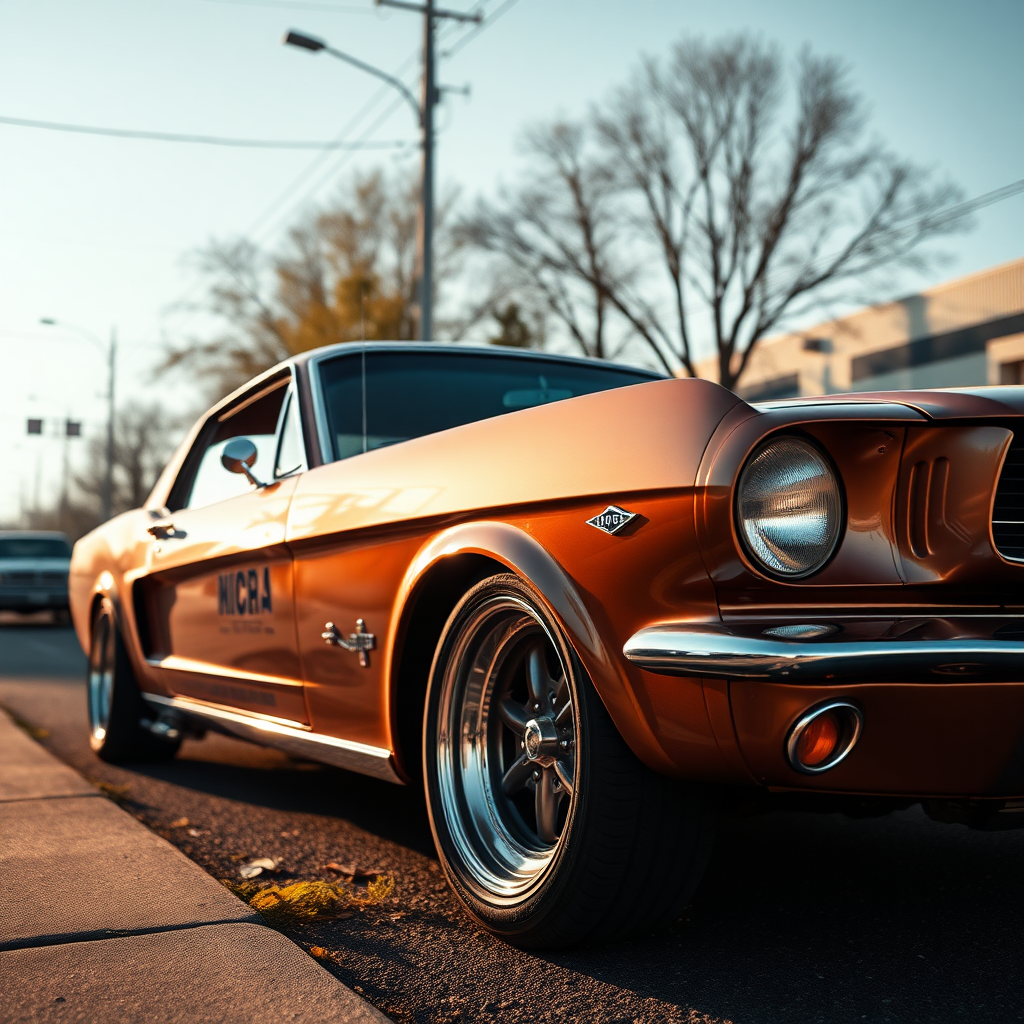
[{"left": 0, "top": 531, "right": 72, "bottom": 622}]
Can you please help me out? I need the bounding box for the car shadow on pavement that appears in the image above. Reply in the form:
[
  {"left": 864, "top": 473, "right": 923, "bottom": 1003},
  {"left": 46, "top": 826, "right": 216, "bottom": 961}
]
[
  {"left": 131, "top": 749, "right": 437, "bottom": 859},
  {"left": 540, "top": 805, "right": 1024, "bottom": 1024}
]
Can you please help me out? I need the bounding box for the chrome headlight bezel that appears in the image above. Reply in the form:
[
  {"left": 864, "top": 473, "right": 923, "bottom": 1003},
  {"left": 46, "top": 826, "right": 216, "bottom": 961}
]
[{"left": 734, "top": 433, "right": 845, "bottom": 581}]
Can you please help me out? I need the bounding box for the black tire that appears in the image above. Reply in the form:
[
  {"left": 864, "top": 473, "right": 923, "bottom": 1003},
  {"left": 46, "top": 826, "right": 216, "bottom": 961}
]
[
  {"left": 87, "top": 596, "right": 181, "bottom": 764},
  {"left": 423, "top": 573, "right": 715, "bottom": 948}
]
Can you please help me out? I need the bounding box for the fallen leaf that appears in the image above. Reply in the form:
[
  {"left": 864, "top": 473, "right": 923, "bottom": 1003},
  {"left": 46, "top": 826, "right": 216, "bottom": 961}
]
[
  {"left": 169, "top": 817, "right": 189, "bottom": 828},
  {"left": 324, "top": 862, "right": 384, "bottom": 879},
  {"left": 97, "top": 782, "right": 130, "bottom": 801},
  {"left": 239, "top": 857, "right": 280, "bottom": 879},
  {"left": 309, "top": 946, "right": 328, "bottom": 958}
]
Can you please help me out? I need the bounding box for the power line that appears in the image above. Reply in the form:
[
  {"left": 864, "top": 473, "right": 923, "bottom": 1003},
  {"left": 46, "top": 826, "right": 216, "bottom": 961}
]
[
  {"left": 245, "top": 1, "right": 485, "bottom": 240},
  {"left": 159, "top": 0, "right": 506, "bottom": 344},
  {"left": 919, "top": 176, "right": 1024, "bottom": 228},
  {"left": 765, "top": 176, "right": 1024, "bottom": 295},
  {"left": 250, "top": 0, "right": 504, "bottom": 238},
  {"left": 0, "top": 114, "right": 412, "bottom": 150},
  {"left": 441, "top": 0, "right": 520, "bottom": 58},
  {"left": 200, "top": 0, "right": 378, "bottom": 12}
]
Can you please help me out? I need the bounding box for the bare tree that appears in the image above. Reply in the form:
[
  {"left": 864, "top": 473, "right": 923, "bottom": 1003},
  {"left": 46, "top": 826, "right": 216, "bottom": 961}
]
[
  {"left": 24, "top": 402, "right": 182, "bottom": 541},
  {"left": 465, "top": 35, "right": 967, "bottom": 389},
  {"left": 73, "top": 402, "right": 181, "bottom": 516},
  {"left": 459, "top": 121, "right": 632, "bottom": 363},
  {"left": 162, "top": 168, "right": 466, "bottom": 400}
]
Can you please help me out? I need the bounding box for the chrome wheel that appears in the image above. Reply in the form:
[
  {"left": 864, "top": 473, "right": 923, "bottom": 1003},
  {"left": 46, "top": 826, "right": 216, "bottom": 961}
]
[
  {"left": 434, "top": 592, "right": 577, "bottom": 901},
  {"left": 88, "top": 611, "right": 115, "bottom": 747}
]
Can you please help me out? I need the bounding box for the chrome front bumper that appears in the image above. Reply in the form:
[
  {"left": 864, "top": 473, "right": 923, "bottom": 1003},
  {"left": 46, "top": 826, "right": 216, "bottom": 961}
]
[{"left": 623, "top": 625, "right": 1024, "bottom": 683}]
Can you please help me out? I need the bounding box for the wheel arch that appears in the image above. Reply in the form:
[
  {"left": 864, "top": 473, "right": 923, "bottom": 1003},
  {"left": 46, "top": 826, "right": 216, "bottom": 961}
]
[
  {"left": 387, "top": 520, "right": 673, "bottom": 784},
  {"left": 81, "top": 571, "right": 119, "bottom": 652}
]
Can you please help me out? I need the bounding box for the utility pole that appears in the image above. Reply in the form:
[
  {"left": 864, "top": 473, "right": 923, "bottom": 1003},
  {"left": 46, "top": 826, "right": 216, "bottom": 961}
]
[
  {"left": 104, "top": 327, "right": 117, "bottom": 522},
  {"left": 285, "top": 1, "right": 480, "bottom": 341},
  {"left": 417, "top": 0, "right": 437, "bottom": 342},
  {"left": 39, "top": 318, "right": 117, "bottom": 521},
  {"left": 375, "top": 0, "right": 480, "bottom": 341}
]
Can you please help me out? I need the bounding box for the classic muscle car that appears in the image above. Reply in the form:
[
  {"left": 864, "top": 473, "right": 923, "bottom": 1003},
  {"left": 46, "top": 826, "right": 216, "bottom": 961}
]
[{"left": 70, "top": 342, "right": 1024, "bottom": 947}]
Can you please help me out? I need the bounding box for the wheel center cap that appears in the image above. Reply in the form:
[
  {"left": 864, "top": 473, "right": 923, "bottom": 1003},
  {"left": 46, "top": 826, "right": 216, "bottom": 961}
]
[{"left": 523, "top": 717, "right": 559, "bottom": 761}]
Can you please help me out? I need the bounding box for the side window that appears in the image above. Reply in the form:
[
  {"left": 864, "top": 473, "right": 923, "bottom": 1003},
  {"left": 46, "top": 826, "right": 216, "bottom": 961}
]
[
  {"left": 315, "top": 350, "right": 660, "bottom": 462},
  {"left": 175, "top": 380, "right": 288, "bottom": 511},
  {"left": 318, "top": 355, "right": 364, "bottom": 461},
  {"left": 274, "top": 392, "right": 305, "bottom": 479}
]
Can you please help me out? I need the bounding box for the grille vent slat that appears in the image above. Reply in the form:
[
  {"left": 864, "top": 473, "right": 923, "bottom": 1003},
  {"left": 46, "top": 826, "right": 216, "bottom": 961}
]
[{"left": 993, "top": 435, "right": 1024, "bottom": 559}]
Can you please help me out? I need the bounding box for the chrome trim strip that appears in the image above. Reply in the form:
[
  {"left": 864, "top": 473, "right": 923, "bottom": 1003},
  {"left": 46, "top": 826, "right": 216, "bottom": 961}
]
[
  {"left": 306, "top": 350, "right": 336, "bottom": 466},
  {"left": 146, "top": 655, "right": 305, "bottom": 690},
  {"left": 623, "top": 625, "right": 1024, "bottom": 682},
  {"left": 785, "top": 700, "right": 863, "bottom": 774},
  {"left": 141, "top": 693, "right": 402, "bottom": 784}
]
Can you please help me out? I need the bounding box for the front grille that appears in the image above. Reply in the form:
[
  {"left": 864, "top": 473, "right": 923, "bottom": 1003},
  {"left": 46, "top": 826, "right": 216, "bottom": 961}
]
[{"left": 993, "top": 435, "right": 1024, "bottom": 559}]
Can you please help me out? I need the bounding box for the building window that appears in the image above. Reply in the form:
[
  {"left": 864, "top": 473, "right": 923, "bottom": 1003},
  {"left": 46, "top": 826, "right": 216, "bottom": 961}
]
[
  {"left": 1000, "top": 360, "right": 1024, "bottom": 385},
  {"left": 737, "top": 373, "right": 801, "bottom": 402}
]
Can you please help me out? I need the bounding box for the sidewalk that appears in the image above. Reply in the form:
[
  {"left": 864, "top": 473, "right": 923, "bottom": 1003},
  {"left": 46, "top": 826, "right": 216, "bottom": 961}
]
[{"left": 0, "top": 709, "right": 392, "bottom": 1023}]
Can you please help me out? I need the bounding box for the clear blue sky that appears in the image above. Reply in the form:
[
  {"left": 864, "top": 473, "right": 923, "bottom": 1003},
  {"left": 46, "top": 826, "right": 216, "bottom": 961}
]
[{"left": 1, "top": 0, "right": 1022, "bottom": 520}]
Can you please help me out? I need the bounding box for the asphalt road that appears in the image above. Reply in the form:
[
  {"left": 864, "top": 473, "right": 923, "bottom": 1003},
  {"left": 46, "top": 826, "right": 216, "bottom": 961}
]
[{"left": 1, "top": 620, "right": 1021, "bottom": 1024}]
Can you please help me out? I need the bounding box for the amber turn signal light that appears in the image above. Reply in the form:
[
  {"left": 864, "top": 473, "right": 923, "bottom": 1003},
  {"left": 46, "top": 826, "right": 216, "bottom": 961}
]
[{"left": 786, "top": 701, "right": 863, "bottom": 774}]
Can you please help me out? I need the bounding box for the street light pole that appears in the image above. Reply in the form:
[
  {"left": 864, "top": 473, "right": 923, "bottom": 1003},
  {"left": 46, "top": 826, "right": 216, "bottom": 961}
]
[
  {"left": 40, "top": 318, "right": 117, "bottom": 522},
  {"left": 105, "top": 327, "right": 117, "bottom": 522},
  {"left": 284, "top": 0, "right": 479, "bottom": 341},
  {"left": 417, "top": 0, "right": 437, "bottom": 343}
]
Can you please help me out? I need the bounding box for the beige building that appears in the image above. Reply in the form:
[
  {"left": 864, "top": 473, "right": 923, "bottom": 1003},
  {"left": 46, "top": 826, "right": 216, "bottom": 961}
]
[{"left": 702, "top": 257, "right": 1024, "bottom": 401}]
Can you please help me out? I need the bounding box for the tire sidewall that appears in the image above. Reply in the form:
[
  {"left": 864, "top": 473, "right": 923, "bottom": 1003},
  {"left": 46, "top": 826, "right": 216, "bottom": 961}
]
[
  {"left": 423, "top": 573, "right": 605, "bottom": 941},
  {"left": 87, "top": 596, "right": 175, "bottom": 762},
  {"left": 88, "top": 597, "right": 120, "bottom": 754}
]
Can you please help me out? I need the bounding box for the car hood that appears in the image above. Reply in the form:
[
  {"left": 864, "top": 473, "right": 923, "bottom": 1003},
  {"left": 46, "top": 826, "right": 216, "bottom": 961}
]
[{"left": 759, "top": 386, "right": 1024, "bottom": 420}]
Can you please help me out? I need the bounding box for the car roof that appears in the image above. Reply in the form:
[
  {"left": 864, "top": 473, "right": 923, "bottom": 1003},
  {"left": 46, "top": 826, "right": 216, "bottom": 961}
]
[
  {"left": 204, "top": 341, "right": 669, "bottom": 425},
  {"left": 291, "top": 341, "right": 667, "bottom": 379}
]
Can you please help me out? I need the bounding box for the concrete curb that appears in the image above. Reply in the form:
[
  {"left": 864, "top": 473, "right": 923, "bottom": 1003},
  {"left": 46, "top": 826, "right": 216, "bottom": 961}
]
[{"left": 0, "top": 709, "right": 393, "bottom": 1023}]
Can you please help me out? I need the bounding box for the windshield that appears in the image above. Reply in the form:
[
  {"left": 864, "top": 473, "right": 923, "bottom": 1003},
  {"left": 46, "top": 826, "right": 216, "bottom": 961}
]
[
  {"left": 318, "top": 351, "right": 661, "bottom": 461},
  {"left": 0, "top": 538, "right": 72, "bottom": 559}
]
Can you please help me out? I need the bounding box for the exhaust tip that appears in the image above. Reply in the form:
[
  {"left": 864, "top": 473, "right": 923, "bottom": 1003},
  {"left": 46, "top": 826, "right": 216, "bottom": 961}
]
[{"left": 786, "top": 700, "right": 863, "bottom": 774}]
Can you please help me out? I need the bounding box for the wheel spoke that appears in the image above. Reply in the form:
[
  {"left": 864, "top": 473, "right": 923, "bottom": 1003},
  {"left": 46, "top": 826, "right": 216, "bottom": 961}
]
[
  {"left": 554, "top": 700, "right": 572, "bottom": 728},
  {"left": 535, "top": 768, "right": 559, "bottom": 844},
  {"left": 498, "top": 697, "right": 530, "bottom": 735},
  {"left": 502, "top": 755, "right": 533, "bottom": 796},
  {"left": 553, "top": 757, "right": 574, "bottom": 796},
  {"left": 553, "top": 671, "right": 568, "bottom": 705},
  {"left": 526, "top": 642, "right": 550, "bottom": 706}
]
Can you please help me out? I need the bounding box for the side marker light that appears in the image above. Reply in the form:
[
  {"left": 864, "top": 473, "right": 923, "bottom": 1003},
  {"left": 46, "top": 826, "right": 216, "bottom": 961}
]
[{"left": 786, "top": 700, "right": 863, "bottom": 774}]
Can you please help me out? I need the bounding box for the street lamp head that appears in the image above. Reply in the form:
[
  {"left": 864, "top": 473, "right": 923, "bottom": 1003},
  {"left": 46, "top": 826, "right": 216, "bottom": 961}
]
[{"left": 283, "top": 30, "right": 326, "bottom": 52}]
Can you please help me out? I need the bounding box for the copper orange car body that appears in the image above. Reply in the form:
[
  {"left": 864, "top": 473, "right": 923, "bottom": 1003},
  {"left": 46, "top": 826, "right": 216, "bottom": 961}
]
[{"left": 70, "top": 347, "right": 1024, "bottom": 816}]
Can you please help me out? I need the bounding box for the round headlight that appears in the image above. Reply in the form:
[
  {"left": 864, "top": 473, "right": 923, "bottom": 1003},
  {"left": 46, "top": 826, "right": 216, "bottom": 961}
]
[{"left": 736, "top": 436, "right": 843, "bottom": 579}]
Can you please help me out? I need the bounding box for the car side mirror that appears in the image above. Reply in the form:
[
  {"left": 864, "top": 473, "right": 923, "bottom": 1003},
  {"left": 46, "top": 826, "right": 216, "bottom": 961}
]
[{"left": 221, "top": 437, "right": 264, "bottom": 487}]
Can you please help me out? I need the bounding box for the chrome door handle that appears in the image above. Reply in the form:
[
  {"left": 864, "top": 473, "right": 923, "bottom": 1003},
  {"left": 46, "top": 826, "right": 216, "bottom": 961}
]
[{"left": 322, "top": 619, "right": 376, "bottom": 668}]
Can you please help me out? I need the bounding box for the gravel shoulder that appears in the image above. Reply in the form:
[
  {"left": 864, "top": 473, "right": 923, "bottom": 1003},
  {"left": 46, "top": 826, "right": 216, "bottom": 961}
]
[{"left": 2, "top": 622, "right": 1022, "bottom": 1024}]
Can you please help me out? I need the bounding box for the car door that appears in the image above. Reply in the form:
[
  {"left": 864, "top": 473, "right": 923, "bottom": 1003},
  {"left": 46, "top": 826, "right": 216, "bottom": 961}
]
[{"left": 139, "top": 373, "right": 310, "bottom": 724}]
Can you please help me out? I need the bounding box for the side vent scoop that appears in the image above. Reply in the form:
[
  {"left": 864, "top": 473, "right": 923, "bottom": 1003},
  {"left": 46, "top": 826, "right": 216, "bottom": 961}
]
[{"left": 993, "top": 435, "right": 1024, "bottom": 560}]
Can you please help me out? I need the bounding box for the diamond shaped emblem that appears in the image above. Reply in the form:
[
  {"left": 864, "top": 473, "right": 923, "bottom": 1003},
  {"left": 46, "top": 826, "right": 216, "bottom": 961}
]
[{"left": 586, "top": 505, "right": 638, "bottom": 536}]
